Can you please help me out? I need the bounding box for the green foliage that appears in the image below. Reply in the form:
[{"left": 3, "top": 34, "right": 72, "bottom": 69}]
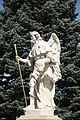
[{"left": 0, "top": 0, "right": 80, "bottom": 120}]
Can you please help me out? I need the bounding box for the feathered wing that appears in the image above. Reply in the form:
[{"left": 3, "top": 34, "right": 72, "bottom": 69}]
[
  {"left": 47, "top": 33, "right": 62, "bottom": 80},
  {"left": 48, "top": 33, "right": 61, "bottom": 64}
]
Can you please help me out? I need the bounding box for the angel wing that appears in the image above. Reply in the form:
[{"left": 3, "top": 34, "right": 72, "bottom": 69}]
[
  {"left": 47, "top": 33, "right": 61, "bottom": 64},
  {"left": 47, "top": 33, "right": 62, "bottom": 80}
]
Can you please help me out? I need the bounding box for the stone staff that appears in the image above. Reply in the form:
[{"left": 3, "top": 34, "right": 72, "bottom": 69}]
[{"left": 14, "top": 44, "right": 27, "bottom": 107}]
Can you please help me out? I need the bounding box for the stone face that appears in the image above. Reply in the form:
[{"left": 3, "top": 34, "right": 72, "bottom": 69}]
[{"left": 16, "top": 115, "right": 62, "bottom": 120}]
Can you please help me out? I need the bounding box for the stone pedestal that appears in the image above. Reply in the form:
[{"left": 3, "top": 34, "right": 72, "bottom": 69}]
[
  {"left": 16, "top": 109, "right": 62, "bottom": 120},
  {"left": 16, "top": 115, "right": 62, "bottom": 120},
  {"left": 25, "top": 109, "right": 54, "bottom": 116}
]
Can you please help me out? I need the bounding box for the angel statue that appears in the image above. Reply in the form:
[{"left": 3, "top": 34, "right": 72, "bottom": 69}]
[{"left": 16, "top": 31, "right": 61, "bottom": 114}]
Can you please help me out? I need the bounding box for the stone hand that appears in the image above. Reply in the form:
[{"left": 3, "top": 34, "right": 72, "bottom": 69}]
[
  {"left": 16, "top": 55, "right": 22, "bottom": 61},
  {"left": 16, "top": 56, "right": 28, "bottom": 63}
]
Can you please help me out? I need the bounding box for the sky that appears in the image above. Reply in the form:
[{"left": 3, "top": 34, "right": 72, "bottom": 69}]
[
  {"left": 0, "top": 0, "right": 3, "bottom": 10},
  {"left": 0, "top": 0, "right": 80, "bottom": 20},
  {"left": 76, "top": 0, "right": 80, "bottom": 20}
]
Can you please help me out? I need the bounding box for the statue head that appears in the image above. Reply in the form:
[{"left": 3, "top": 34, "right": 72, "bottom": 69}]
[{"left": 30, "top": 31, "right": 42, "bottom": 44}]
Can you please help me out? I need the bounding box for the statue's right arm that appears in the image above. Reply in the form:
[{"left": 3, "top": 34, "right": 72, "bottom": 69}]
[
  {"left": 16, "top": 56, "right": 28, "bottom": 63},
  {"left": 16, "top": 55, "right": 33, "bottom": 70}
]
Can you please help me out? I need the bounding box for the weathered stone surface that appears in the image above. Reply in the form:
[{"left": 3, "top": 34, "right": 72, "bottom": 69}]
[{"left": 17, "top": 31, "right": 61, "bottom": 113}]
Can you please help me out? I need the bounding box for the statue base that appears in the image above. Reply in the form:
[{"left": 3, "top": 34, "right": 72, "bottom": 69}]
[
  {"left": 16, "top": 109, "right": 62, "bottom": 120},
  {"left": 25, "top": 109, "right": 54, "bottom": 115},
  {"left": 16, "top": 115, "right": 62, "bottom": 120}
]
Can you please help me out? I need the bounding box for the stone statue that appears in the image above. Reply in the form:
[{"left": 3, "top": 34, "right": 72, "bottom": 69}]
[{"left": 16, "top": 31, "right": 61, "bottom": 114}]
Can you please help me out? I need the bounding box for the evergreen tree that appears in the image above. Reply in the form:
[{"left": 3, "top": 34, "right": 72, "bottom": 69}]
[{"left": 0, "top": 0, "right": 80, "bottom": 120}]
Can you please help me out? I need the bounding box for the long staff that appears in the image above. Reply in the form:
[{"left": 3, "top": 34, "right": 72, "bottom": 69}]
[{"left": 14, "top": 44, "right": 27, "bottom": 107}]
